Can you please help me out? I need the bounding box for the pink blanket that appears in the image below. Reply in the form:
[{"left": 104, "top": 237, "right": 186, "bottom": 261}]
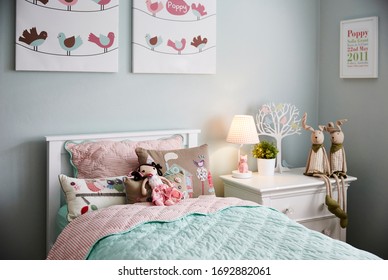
[{"left": 47, "top": 196, "right": 258, "bottom": 260}]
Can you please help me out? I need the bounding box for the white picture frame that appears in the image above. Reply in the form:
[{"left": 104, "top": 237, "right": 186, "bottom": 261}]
[{"left": 340, "top": 16, "right": 378, "bottom": 78}]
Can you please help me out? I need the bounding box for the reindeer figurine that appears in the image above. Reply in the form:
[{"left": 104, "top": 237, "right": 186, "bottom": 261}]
[
  {"left": 302, "top": 113, "right": 331, "bottom": 178},
  {"left": 325, "top": 119, "right": 348, "bottom": 228},
  {"left": 326, "top": 119, "right": 348, "bottom": 178},
  {"left": 302, "top": 113, "right": 348, "bottom": 227}
]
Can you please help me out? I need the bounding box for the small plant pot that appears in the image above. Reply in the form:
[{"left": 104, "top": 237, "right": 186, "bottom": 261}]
[{"left": 257, "top": 158, "right": 276, "bottom": 176}]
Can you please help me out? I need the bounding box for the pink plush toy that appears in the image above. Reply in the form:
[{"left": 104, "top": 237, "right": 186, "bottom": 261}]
[
  {"left": 238, "top": 154, "right": 249, "bottom": 173},
  {"left": 131, "top": 162, "right": 183, "bottom": 206}
]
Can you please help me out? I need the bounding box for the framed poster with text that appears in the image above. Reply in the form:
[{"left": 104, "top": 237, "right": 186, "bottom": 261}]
[{"left": 340, "top": 17, "right": 378, "bottom": 78}]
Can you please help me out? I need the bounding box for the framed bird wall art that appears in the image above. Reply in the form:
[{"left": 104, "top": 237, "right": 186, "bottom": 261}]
[
  {"left": 132, "top": 0, "right": 217, "bottom": 74},
  {"left": 15, "top": 0, "right": 119, "bottom": 72}
]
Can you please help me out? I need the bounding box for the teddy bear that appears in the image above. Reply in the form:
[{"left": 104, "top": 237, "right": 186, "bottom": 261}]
[{"left": 131, "top": 162, "right": 183, "bottom": 206}]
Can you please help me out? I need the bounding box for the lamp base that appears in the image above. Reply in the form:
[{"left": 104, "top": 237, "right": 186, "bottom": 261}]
[{"left": 231, "top": 170, "right": 252, "bottom": 179}]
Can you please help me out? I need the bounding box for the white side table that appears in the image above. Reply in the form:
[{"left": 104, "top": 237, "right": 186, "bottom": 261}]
[{"left": 220, "top": 167, "right": 357, "bottom": 242}]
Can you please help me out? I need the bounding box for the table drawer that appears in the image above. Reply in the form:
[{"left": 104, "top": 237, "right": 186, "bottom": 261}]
[
  {"left": 300, "top": 216, "right": 343, "bottom": 240},
  {"left": 267, "top": 190, "right": 333, "bottom": 220}
]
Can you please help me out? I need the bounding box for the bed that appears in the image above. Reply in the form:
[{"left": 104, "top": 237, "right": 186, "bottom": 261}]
[{"left": 45, "top": 129, "right": 381, "bottom": 260}]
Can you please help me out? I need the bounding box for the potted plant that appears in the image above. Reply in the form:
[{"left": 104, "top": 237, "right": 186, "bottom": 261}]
[{"left": 252, "top": 140, "right": 279, "bottom": 175}]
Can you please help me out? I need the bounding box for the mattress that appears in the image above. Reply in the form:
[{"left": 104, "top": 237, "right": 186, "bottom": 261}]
[{"left": 47, "top": 196, "right": 381, "bottom": 260}]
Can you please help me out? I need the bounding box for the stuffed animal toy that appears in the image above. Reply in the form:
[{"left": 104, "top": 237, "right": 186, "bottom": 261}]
[
  {"left": 302, "top": 113, "right": 348, "bottom": 228},
  {"left": 131, "top": 162, "right": 183, "bottom": 206},
  {"left": 326, "top": 119, "right": 348, "bottom": 178},
  {"left": 302, "top": 113, "right": 345, "bottom": 225},
  {"left": 302, "top": 113, "right": 331, "bottom": 177},
  {"left": 325, "top": 119, "right": 348, "bottom": 228},
  {"left": 238, "top": 154, "right": 249, "bottom": 173}
]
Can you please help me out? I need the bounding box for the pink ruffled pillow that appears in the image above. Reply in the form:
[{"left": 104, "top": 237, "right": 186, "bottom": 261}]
[{"left": 65, "top": 135, "right": 183, "bottom": 178}]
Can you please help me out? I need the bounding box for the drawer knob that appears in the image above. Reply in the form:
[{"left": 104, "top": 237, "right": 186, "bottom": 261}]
[{"left": 283, "top": 208, "right": 294, "bottom": 216}]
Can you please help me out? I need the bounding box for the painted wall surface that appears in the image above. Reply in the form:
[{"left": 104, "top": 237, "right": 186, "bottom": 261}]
[
  {"left": 1, "top": 0, "right": 319, "bottom": 259},
  {"left": 319, "top": 0, "right": 388, "bottom": 259}
]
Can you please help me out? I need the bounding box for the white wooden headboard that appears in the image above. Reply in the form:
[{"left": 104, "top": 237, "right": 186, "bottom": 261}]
[{"left": 45, "top": 129, "right": 201, "bottom": 254}]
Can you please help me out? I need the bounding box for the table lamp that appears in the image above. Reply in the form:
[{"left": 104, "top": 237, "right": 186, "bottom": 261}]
[{"left": 226, "top": 115, "right": 260, "bottom": 178}]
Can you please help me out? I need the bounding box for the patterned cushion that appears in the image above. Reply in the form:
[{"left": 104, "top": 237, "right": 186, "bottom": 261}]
[
  {"left": 59, "top": 174, "right": 127, "bottom": 221},
  {"left": 135, "top": 145, "right": 215, "bottom": 198},
  {"left": 64, "top": 135, "right": 183, "bottom": 178}
]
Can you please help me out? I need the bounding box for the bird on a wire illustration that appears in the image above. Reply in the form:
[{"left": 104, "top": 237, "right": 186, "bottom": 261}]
[
  {"left": 58, "top": 0, "right": 79, "bottom": 11},
  {"left": 88, "top": 32, "right": 115, "bottom": 53},
  {"left": 91, "top": 0, "right": 112, "bottom": 11},
  {"left": 57, "top": 32, "right": 83, "bottom": 56},
  {"left": 18, "top": 27, "right": 48, "bottom": 51},
  {"left": 145, "top": 34, "right": 163, "bottom": 51},
  {"left": 167, "top": 38, "right": 186, "bottom": 54},
  {"left": 32, "top": 0, "right": 49, "bottom": 5},
  {"left": 146, "top": 0, "right": 164, "bottom": 16}
]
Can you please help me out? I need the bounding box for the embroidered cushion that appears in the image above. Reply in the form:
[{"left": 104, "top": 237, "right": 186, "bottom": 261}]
[
  {"left": 135, "top": 144, "right": 215, "bottom": 198},
  {"left": 59, "top": 174, "right": 127, "bottom": 221}
]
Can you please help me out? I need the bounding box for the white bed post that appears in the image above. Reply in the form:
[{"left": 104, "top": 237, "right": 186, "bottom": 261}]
[
  {"left": 187, "top": 132, "right": 199, "bottom": 147},
  {"left": 46, "top": 139, "right": 63, "bottom": 253}
]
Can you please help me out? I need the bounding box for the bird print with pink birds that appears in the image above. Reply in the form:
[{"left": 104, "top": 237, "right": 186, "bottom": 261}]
[
  {"left": 132, "top": 0, "right": 217, "bottom": 74},
  {"left": 15, "top": 0, "right": 119, "bottom": 72}
]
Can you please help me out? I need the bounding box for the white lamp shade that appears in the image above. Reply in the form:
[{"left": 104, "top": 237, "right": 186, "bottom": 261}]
[{"left": 226, "top": 115, "right": 260, "bottom": 144}]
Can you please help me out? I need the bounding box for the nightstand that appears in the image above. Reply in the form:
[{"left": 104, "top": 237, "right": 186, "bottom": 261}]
[{"left": 220, "top": 167, "right": 357, "bottom": 242}]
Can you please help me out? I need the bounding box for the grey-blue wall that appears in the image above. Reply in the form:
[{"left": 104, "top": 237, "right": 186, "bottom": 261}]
[
  {"left": 3, "top": 0, "right": 384, "bottom": 260},
  {"left": 0, "top": 0, "right": 319, "bottom": 259},
  {"left": 319, "top": 0, "right": 388, "bottom": 259}
]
